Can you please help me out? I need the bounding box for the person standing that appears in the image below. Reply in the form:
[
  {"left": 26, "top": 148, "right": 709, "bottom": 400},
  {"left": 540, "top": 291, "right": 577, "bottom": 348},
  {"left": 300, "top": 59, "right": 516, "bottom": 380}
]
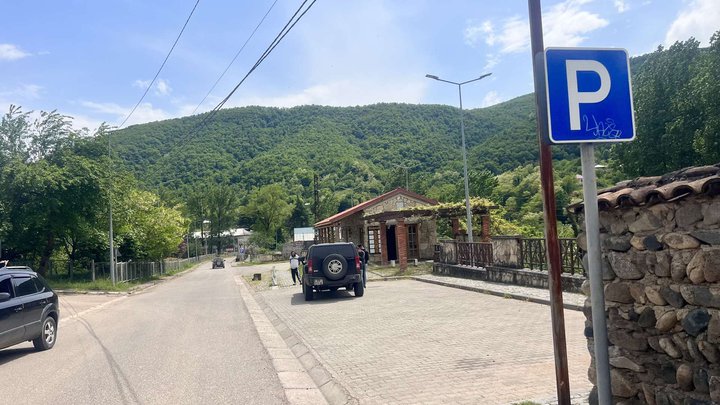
[
  {"left": 358, "top": 244, "right": 369, "bottom": 288},
  {"left": 289, "top": 251, "right": 300, "bottom": 285}
]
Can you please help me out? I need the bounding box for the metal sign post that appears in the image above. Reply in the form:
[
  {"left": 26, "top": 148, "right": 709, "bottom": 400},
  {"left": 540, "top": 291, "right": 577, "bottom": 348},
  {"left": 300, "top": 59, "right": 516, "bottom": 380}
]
[
  {"left": 527, "top": 2, "right": 571, "bottom": 403},
  {"left": 580, "top": 144, "right": 612, "bottom": 403},
  {"left": 542, "top": 31, "right": 636, "bottom": 405}
]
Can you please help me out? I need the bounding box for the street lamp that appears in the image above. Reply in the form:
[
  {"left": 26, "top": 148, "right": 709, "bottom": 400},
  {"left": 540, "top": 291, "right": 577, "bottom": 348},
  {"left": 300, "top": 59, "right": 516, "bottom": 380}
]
[
  {"left": 202, "top": 219, "right": 211, "bottom": 255},
  {"left": 426, "top": 72, "right": 492, "bottom": 243},
  {"left": 392, "top": 163, "right": 412, "bottom": 190}
]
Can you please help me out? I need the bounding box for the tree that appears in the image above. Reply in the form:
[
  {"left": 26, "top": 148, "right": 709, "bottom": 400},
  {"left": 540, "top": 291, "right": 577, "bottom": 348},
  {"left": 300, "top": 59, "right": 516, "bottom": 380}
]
[
  {"left": 612, "top": 38, "right": 703, "bottom": 176},
  {"left": 287, "top": 196, "right": 312, "bottom": 230},
  {"left": 119, "top": 190, "right": 186, "bottom": 260},
  {"left": 691, "top": 30, "right": 720, "bottom": 163},
  {"left": 0, "top": 152, "right": 105, "bottom": 274},
  {"left": 243, "top": 184, "right": 292, "bottom": 248}
]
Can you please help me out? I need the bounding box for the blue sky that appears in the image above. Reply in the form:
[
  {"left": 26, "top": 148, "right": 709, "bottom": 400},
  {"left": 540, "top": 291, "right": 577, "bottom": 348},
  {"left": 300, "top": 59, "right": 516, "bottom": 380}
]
[{"left": 1, "top": 0, "right": 718, "bottom": 130}]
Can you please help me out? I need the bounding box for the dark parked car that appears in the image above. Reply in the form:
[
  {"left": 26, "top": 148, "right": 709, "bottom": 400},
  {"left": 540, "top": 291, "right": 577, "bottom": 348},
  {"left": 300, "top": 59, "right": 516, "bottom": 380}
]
[
  {"left": 0, "top": 266, "right": 59, "bottom": 351},
  {"left": 301, "top": 242, "right": 363, "bottom": 301},
  {"left": 212, "top": 257, "right": 225, "bottom": 269}
]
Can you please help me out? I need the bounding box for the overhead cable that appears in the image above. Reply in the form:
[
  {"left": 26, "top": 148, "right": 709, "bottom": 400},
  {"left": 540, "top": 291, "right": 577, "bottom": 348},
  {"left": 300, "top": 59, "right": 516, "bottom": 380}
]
[
  {"left": 117, "top": 0, "right": 201, "bottom": 129},
  {"left": 191, "top": 0, "right": 280, "bottom": 116}
]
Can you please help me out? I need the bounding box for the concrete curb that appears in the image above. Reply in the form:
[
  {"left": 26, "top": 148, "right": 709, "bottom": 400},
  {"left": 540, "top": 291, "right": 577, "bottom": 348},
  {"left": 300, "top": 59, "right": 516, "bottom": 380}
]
[
  {"left": 253, "top": 292, "right": 358, "bottom": 405},
  {"left": 234, "top": 276, "right": 329, "bottom": 405},
  {"left": 411, "top": 277, "right": 584, "bottom": 312}
]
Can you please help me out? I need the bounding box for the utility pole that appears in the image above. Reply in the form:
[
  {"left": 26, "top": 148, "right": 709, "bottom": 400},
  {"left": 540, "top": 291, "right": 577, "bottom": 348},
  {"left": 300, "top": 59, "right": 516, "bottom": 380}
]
[
  {"left": 527, "top": 1, "right": 570, "bottom": 403},
  {"left": 107, "top": 131, "right": 116, "bottom": 286},
  {"left": 313, "top": 173, "right": 319, "bottom": 221}
]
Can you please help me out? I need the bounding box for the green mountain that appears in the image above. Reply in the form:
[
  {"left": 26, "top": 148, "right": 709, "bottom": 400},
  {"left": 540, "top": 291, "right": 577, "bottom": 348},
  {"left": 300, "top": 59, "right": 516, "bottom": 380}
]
[{"left": 111, "top": 94, "right": 580, "bottom": 200}]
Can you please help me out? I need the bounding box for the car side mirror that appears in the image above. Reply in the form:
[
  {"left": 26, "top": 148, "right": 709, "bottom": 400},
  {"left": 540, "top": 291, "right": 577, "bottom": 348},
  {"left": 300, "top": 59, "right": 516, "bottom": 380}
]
[{"left": 0, "top": 292, "right": 10, "bottom": 302}]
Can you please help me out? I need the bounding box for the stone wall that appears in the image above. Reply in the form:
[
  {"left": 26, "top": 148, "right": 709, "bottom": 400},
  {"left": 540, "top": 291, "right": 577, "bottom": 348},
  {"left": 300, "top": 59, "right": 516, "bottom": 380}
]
[
  {"left": 491, "top": 236, "right": 522, "bottom": 268},
  {"left": 432, "top": 263, "right": 585, "bottom": 293},
  {"left": 578, "top": 196, "right": 720, "bottom": 404},
  {"left": 417, "top": 220, "right": 437, "bottom": 259}
]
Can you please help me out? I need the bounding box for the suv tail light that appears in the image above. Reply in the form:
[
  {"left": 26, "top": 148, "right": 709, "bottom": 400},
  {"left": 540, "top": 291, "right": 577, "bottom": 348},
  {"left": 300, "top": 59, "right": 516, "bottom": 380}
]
[
  {"left": 355, "top": 256, "right": 361, "bottom": 273},
  {"left": 307, "top": 259, "right": 313, "bottom": 273}
]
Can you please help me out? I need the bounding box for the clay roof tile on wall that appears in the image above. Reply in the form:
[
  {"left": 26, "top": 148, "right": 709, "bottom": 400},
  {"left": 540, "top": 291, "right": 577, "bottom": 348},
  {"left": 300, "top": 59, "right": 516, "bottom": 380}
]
[{"left": 569, "top": 163, "right": 720, "bottom": 213}]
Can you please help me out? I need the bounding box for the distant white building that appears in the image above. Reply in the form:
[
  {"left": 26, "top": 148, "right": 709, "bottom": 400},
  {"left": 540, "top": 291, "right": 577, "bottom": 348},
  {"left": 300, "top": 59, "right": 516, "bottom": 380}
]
[
  {"left": 191, "top": 228, "right": 252, "bottom": 245},
  {"left": 293, "top": 227, "right": 315, "bottom": 242}
]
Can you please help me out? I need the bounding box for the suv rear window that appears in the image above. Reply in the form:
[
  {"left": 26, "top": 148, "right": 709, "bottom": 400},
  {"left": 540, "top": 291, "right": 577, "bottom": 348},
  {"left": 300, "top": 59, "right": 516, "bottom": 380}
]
[{"left": 311, "top": 244, "right": 356, "bottom": 258}]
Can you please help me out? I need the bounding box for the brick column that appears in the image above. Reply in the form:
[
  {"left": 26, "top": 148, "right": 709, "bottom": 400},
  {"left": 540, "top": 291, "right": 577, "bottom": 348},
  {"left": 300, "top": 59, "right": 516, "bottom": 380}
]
[
  {"left": 396, "top": 218, "right": 408, "bottom": 271},
  {"left": 481, "top": 214, "right": 491, "bottom": 242},
  {"left": 379, "top": 221, "right": 388, "bottom": 265},
  {"left": 451, "top": 218, "right": 461, "bottom": 239}
]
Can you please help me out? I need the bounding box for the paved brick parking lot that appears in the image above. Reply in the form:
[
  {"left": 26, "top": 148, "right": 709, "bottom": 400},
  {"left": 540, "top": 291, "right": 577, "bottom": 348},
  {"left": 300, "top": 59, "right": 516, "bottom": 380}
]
[{"left": 259, "top": 280, "right": 592, "bottom": 405}]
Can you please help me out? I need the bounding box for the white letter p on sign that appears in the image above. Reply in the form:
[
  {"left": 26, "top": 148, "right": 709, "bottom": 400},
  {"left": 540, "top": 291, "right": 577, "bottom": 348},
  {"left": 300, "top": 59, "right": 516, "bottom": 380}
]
[{"left": 565, "top": 60, "right": 611, "bottom": 130}]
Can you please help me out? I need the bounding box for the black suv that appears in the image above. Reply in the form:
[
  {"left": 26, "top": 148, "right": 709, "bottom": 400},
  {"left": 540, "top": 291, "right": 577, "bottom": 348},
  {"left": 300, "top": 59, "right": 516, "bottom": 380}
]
[
  {"left": 301, "top": 242, "right": 364, "bottom": 301},
  {"left": 0, "top": 266, "right": 59, "bottom": 351},
  {"left": 212, "top": 257, "right": 225, "bottom": 269}
]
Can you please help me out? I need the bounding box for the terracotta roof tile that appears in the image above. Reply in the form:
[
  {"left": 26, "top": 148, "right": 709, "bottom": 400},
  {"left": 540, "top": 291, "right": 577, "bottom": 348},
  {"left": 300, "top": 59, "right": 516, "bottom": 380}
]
[
  {"left": 314, "top": 188, "right": 437, "bottom": 227},
  {"left": 569, "top": 163, "right": 720, "bottom": 213}
]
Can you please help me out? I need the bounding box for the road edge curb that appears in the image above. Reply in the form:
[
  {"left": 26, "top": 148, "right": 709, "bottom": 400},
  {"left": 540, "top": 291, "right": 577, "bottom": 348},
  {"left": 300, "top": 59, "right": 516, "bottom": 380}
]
[{"left": 234, "top": 276, "right": 330, "bottom": 405}]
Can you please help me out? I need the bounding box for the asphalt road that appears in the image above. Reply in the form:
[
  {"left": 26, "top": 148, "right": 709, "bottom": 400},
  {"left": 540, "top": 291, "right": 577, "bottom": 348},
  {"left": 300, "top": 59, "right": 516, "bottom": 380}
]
[{"left": 0, "top": 261, "right": 288, "bottom": 405}]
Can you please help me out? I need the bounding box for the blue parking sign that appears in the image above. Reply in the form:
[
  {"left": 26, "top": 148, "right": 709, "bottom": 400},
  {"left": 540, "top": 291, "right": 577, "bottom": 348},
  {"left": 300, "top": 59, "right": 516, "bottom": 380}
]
[{"left": 545, "top": 48, "right": 635, "bottom": 143}]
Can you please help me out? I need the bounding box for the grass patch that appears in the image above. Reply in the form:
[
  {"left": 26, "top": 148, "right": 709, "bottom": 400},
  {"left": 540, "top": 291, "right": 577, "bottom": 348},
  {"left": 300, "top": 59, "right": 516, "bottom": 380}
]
[
  {"left": 47, "top": 278, "right": 135, "bottom": 292},
  {"left": 46, "top": 261, "right": 198, "bottom": 292},
  {"left": 370, "top": 262, "right": 433, "bottom": 277},
  {"left": 242, "top": 272, "right": 276, "bottom": 291}
]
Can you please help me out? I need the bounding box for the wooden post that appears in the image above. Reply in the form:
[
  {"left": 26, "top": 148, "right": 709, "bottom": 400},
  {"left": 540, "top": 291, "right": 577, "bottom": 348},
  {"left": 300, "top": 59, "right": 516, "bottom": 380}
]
[
  {"left": 396, "top": 218, "right": 408, "bottom": 271},
  {"left": 380, "top": 221, "right": 389, "bottom": 265}
]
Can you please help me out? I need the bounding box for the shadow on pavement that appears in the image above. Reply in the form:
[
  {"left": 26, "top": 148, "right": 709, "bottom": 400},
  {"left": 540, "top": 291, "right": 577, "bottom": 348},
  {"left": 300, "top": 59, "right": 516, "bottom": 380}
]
[
  {"left": 0, "top": 346, "right": 36, "bottom": 365},
  {"left": 290, "top": 289, "right": 361, "bottom": 305}
]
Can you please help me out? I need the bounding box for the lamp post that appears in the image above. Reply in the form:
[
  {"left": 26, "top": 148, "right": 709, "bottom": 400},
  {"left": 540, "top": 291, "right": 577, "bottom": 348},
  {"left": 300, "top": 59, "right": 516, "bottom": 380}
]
[
  {"left": 107, "top": 130, "right": 116, "bottom": 286},
  {"left": 392, "top": 163, "right": 411, "bottom": 190},
  {"left": 202, "top": 219, "right": 210, "bottom": 255},
  {"left": 425, "top": 72, "right": 492, "bottom": 243}
]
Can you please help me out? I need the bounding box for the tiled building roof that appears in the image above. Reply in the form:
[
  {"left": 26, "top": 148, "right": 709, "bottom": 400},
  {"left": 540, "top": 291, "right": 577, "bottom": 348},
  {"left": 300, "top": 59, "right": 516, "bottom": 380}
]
[
  {"left": 314, "top": 188, "right": 437, "bottom": 227},
  {"left": 569, "top": 163, "right": 720, "bottom": 213}
]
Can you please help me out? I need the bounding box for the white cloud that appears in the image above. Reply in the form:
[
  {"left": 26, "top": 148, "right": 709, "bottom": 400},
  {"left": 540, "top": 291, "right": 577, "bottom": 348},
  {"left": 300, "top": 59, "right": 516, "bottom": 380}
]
[
  {"left": 464, "top": 0, "right": 608, "bottom": 54},
  {"left": 155, "top": 79, "right": 171, "bottom": 96},
  {"left": 133, "top": 79, "right": 151, "bottom": 89},
  {"left": 481, "top": 91, "right": 503, "bottom": 107},
  {"left": 464, "top": 20, "right": 495, "bottom": 47},
  {"left": 665, "top": 0, "right": 720, "bottom": 47},
  {"left": 231, "top": 79, "right": 427, "bottom": 108},
  {"left": 484, "top": 54, "right": 501, "bottom": 71},
  {"left": 614, "top": 0, "right": 629, "bottom": 13},
  {"left": 81, "top": 100, "right": 170, "bottom": 127},
  {"left": 238, "top": 0, "right": 429, "bottom": 108},
  {"left": 0, "top": 43, "right": 30, "bottom": 61},
  {"left": 132, "top": 79, "right": 172, "bottom": 96},
  {"left": 0, "top": 84, "right": 43, "bottom": 99}
]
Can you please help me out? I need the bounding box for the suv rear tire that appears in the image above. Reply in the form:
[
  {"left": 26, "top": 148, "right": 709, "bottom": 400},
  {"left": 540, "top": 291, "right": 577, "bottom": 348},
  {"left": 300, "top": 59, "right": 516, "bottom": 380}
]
[
  {"left": 353, "top": 281, "right": 365, "bottom": 297},
  {"left": 322, "top": 254, "right": 348, "bottom": 281},
  {"left": 303, "top": 283, "right": 314, "bottom": 301}
]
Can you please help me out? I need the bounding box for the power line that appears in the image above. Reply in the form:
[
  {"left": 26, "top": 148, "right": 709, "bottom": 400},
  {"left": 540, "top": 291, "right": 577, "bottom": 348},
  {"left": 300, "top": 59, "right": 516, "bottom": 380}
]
[
  {"left": 165, "top": 0, "right": 317, "bottom": 156},
  {"left": 117, "top": 0, "right": 201, "bottom": 129},
  {"left": 191, "top": 0, "right": 280, "bottom": 116},
  {"left": 199, "top": 0, "right": 318, "bottom": 126}
]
